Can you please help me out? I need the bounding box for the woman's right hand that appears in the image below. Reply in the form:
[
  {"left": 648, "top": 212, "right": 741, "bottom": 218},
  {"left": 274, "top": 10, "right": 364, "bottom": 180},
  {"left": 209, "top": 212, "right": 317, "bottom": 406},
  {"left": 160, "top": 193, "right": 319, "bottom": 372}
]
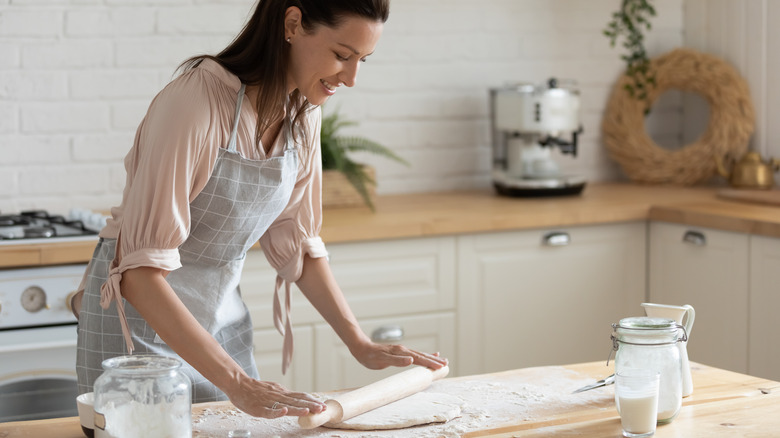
[
  {"left": 226, "top": 374, "right": 327, "bottom": 419},
  {"left": 120, "top": 267, "right": 325, "bottom": 419}
]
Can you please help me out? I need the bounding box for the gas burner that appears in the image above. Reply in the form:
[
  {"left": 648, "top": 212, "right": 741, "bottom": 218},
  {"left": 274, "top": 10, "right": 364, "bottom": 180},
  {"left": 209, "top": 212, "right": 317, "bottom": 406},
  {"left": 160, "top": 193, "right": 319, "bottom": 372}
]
[
  {"left": 0, "top": 210, "right": 99, "bottom": 243},
  {"left": 24, "top": 227, "right": 56, "bottom": 239}
]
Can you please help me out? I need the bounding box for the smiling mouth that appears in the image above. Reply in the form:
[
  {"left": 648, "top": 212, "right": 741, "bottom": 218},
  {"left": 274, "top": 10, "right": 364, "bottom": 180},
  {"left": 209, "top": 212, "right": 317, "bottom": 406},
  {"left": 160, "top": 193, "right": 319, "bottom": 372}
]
[{"left": 321, "top": 79, "right": 340, "bottom": 94}]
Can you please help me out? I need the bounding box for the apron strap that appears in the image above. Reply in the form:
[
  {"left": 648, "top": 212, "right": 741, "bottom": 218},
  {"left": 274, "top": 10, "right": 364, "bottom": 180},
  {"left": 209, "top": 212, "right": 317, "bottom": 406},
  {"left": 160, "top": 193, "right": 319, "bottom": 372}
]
[
  {"left": 282, "top": 117, "right": 296, "bottom": 152},
  {"left": 273, "top": 275, "right": 294, "bottom": 375},
  {"left": 227, "top": 84, "right": 246, "bottom": 153}
]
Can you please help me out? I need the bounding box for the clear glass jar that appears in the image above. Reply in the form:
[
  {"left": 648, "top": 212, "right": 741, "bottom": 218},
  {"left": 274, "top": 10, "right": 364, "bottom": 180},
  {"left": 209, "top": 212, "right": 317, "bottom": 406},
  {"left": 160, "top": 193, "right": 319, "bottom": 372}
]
[
  {"left": 93, "top": 355, "right": 191, "bottom": 438},
  {"left": 610, "top": 317, "right": 686, "bottom": 424}
]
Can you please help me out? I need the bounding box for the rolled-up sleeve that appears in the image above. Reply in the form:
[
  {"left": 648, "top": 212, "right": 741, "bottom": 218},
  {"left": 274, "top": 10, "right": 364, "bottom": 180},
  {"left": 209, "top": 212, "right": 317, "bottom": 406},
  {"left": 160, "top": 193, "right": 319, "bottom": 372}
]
[
  {"left": 99, "top": 68, "right": 223, "bottom": 313},
  {"left": 259, "top": 106, "right": 327, "bottom": 283},
  {"left": 96, "top": 67, "right": 225, "bottom": 353},
  {"left": 114, "top": 70, "right": 219, "bottom": 273}
]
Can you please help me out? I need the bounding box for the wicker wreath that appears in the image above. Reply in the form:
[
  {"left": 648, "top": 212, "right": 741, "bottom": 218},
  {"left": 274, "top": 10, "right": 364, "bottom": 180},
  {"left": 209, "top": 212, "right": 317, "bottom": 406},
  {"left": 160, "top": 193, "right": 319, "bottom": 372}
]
[{"left": 602, "top": 48, "right": 755, "bottom": 185}]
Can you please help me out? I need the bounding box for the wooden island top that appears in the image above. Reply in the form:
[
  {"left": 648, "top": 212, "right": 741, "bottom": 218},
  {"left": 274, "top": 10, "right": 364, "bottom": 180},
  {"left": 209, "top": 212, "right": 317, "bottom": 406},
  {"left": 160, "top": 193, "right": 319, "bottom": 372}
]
[
  {"left": 2, "top": 183, "right": 779, "bottom": 269},
  {"left": 2, "top": 361, "right": 777, "bottom": 437}
]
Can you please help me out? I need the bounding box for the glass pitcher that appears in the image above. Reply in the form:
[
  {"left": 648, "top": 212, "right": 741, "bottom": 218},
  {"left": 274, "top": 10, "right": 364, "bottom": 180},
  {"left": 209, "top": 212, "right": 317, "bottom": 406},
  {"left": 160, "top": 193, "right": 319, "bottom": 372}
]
[
  {"left": 609, "top": 317, "right": 687, "bottom": 423},
  {"left": 641, "top": 302, "right": 695, "bottom": 397}
]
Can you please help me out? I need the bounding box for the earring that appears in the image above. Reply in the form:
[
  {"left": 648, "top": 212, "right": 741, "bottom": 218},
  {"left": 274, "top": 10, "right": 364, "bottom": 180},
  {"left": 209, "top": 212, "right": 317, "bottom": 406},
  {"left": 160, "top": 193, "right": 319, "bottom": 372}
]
[{"left": 286, "top": 37, "right": 291, "bottom": 43}]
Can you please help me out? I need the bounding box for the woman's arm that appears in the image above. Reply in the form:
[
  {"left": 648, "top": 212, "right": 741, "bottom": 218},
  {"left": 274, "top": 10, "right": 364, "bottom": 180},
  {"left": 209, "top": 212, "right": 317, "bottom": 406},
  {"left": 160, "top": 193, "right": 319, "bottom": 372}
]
[
  {"left": 295, "top": 255, "right": 449, "bottom": 370},
  {"left": 120, "top": 266, "right": 326, "bottom": 418}
]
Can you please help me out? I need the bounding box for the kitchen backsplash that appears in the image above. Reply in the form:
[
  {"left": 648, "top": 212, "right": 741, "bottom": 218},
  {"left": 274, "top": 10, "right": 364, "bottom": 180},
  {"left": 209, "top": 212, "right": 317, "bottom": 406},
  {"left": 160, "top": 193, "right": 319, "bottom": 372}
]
[{"left": 0, "top": 0, "right": 686, "bottom": 214}]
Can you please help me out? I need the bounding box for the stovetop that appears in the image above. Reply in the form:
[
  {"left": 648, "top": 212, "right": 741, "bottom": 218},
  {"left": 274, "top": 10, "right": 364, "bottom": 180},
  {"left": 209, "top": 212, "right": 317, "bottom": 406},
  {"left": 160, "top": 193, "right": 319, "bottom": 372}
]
[{"left": 0, "top": 210, "right": 100, "bottom": 244}]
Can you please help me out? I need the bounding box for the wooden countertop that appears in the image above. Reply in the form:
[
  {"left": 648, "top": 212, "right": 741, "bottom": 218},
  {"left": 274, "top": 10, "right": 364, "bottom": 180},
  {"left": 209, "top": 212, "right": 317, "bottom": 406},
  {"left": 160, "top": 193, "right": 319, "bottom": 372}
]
[
  {"left": 2, "top": 361, "right": 777, "bottom": 437},
  {"left": 467, "top": 362, "right": 780, "bottom": 437},
  {"left": 2, "top": 183, "right": 779, "bottom": 269}
]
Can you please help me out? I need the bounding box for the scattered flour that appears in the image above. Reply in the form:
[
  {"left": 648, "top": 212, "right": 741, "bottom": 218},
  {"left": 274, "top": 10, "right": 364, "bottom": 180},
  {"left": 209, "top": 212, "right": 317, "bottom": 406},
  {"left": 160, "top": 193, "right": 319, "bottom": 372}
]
[{"left": 191, "top": 366, "right": 614, "bottom": 438}]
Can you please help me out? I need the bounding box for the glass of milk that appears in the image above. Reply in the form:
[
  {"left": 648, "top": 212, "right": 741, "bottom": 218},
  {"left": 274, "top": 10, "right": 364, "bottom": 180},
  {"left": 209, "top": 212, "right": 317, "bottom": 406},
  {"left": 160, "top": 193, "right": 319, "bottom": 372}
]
[{"left": 615, "top": 369, "right": 661, "bottom": 437}]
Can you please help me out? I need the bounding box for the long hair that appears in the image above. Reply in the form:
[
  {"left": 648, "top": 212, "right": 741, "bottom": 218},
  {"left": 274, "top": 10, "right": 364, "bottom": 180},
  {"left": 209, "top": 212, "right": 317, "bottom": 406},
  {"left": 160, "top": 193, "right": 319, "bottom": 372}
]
[{"left": 179, "top": 0, "right": 390, "bottom": 150}]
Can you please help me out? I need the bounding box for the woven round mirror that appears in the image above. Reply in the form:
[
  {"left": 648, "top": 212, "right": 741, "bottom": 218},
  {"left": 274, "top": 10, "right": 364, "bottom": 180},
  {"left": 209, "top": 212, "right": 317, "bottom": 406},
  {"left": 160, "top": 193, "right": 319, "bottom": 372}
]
[{"left": 602, "top": 48, "right": 755, "bottom": 185}]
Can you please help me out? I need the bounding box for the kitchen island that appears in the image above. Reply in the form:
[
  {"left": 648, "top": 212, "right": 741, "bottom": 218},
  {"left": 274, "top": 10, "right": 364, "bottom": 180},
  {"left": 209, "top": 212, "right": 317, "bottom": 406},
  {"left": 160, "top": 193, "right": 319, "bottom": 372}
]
[{"left": 2, "top": 361, "right": 777, "bottom": 437}]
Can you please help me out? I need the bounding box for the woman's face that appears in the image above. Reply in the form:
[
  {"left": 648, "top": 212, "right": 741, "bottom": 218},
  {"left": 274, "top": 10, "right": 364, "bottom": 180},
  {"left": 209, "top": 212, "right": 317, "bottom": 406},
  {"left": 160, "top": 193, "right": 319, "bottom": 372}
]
[{"left": 287, "top": 13, "right": 383, "bottom": 105}]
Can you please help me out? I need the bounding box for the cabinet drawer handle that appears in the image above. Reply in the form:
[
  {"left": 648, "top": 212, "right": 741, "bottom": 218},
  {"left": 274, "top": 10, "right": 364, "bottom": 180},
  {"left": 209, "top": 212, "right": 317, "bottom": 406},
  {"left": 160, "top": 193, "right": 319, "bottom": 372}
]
[
  {"left": 682, "top": 230, "right": 706, "bottom": 246},
  {"left": 543, "top": 232, "right": 570, "bottom": 246},
  {"left": 371, "top": 325, "right": 404, "bottom": 343}
]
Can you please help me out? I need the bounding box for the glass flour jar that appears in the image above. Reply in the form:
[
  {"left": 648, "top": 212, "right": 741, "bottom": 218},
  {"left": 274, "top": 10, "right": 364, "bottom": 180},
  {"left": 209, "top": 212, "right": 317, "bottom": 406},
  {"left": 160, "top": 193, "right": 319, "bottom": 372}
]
[
  {"left": 93, "top": 355, "right": 192, "bottom": 438},
  {"left": 609, "top": 317, "right": 687, "bottom": 423}
]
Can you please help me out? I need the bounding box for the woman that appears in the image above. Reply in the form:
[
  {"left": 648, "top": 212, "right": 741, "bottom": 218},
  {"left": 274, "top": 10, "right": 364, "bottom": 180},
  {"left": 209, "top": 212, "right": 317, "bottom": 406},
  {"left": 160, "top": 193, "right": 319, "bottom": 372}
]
[{"left": 74, "top": 0, "right": 448, "bottom": 420}]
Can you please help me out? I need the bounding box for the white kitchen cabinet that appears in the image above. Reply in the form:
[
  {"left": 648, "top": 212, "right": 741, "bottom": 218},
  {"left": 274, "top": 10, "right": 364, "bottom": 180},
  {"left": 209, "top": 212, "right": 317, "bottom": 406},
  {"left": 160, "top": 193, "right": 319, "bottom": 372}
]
[
  {"left": 240, "top": 236, "right": 456, "bottom": 329},
  {"left": 313, "top": 312, "right": 456, "bottom": 391},
  {"left": 748, "top": 234, "right": 780, "bottom": 382},
  {"left": 457, "top": 222, "right": 647, "bottom": 376},
  {"left": 253, "top": 326, "right": 314, "bottom": 392},
  {"left": 648, "top": 222, "right": 749, "bottom": 374},
  {"left": 240, "top": 236, "right": 457, "bottom": 390}
]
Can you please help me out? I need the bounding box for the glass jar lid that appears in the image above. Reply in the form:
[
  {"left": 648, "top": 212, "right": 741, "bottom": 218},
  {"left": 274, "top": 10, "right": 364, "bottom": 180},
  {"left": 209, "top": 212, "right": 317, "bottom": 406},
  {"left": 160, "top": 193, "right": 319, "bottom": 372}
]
[
  {"left": 617, "top": 316, "right": 678, "bottom": 330},
  {"left": 612, "top": 316, "right": 686, "bottom": 344},
  {"left": 101, "top": 354, "right": 182, "bottom": 376}
]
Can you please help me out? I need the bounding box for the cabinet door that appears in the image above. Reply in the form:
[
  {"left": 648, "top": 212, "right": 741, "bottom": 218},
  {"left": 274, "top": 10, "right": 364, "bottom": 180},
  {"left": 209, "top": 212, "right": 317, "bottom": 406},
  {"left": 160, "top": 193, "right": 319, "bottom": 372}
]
[
  {"left": 313, "top": 312, "right": 456, "bottom": 392},
  {"left": 648, "top": 222, "right": 749, "bottom": 373},
  {"left": 240, "top": 236, "right": 456, "bottom": 330},
  {"left": 457, "top": 222, "right": 646, "bottom": 376},
  {"left": 253, "top": 326, "right": 314, "bottom": 392},
  {"left": 749, "top": 235, "right": 780, "bottom": 381}
]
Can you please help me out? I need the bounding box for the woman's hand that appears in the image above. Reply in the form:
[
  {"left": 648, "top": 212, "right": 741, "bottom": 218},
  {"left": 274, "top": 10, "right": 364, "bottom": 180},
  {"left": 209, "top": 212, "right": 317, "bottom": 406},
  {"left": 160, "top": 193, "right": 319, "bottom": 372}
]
[
  {"left": 121, "top": 267, "right": 326, "bottom": 419},
  {"left": 225, "top": 374, "right": 327, "bottom": 419},
  {"left": 295, "top": 256, "right": 449, "bottom": 373},
  {"left": 69, "top": 289, "right": 83, "bottom": 320},
  {"left": 350, "top": 341, "right": 449, "bottom": 371}
]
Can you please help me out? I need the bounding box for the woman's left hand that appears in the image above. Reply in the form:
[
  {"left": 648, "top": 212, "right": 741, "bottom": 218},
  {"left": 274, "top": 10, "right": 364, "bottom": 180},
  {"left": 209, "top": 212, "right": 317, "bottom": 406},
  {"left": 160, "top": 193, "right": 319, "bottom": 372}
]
[{"left": 350, "top": 341, "right": 449, "bottom": 371}]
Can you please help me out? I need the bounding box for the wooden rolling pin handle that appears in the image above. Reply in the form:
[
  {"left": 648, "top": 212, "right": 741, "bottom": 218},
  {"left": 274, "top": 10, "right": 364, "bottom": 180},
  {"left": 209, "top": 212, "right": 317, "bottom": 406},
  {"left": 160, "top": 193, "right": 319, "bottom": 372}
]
[
  {"left": 297, "top": 399, "right": 343, "bottom": 430},
  {"left": 298, "top": 365, "right": 450, "bottom": 430}
]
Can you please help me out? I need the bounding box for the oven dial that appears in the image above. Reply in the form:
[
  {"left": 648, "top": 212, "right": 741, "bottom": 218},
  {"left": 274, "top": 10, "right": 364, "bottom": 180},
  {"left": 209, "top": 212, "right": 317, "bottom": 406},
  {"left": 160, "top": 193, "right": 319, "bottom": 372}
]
[{"left": 21, "top": 286, "right": 48, "bottom": 312}]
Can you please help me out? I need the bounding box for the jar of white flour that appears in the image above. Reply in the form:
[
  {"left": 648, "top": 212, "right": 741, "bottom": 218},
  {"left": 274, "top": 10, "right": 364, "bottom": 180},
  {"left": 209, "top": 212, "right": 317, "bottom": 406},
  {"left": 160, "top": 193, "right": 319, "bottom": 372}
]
[
  {"left": 609, "top": 316, "right": 686, "bottom": 424},
  {"left": 93, "top": 355, "right": 192, "bottom": 438}
]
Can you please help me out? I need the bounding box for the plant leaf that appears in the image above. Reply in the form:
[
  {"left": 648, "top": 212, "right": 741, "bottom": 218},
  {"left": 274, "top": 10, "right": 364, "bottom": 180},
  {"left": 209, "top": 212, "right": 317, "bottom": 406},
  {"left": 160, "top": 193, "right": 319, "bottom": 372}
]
[
  {"left": 320, "top": 106, "right": 404, "bottom": 210},
  {"left": 342, "top": 160, "right": 376, "bottom": 211},
  {"left": 337, "top": 137, "right": 410, "bottom": 166}
]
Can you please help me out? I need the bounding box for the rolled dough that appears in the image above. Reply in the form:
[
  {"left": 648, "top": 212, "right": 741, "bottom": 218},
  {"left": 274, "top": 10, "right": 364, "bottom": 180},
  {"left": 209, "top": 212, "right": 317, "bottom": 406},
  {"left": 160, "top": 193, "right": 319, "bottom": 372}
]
[{"left": 323, "top": 392, "right": 466, "bottom": 431}]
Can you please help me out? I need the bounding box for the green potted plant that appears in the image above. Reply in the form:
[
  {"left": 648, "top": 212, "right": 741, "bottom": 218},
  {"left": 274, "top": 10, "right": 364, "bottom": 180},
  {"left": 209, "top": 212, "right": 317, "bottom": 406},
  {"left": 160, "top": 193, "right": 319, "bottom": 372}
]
[
  {"left": 604, "top": 0, "right": 657, "bottom": 114},
  {"left": 320, "top": 108, "right": 409, "bottom": 211}
]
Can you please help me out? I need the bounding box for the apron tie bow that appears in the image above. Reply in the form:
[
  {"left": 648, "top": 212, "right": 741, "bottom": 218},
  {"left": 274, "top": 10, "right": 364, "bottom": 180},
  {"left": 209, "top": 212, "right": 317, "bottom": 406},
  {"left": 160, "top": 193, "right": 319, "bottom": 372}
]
[
  {"left": 100, "top": 262, "right": 135, "bottom": 355},
  {"left": 273, "top": 275, "right": 294, "bottom": 375}
]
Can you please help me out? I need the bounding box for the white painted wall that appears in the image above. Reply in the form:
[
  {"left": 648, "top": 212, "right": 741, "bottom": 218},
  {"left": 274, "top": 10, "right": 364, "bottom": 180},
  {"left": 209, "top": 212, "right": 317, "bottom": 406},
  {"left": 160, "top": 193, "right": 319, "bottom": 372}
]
[
  {"left": 0, "top": 0, "right": 684, "bottom": 213},
  {"left": 683, "top": 0, "right": 780, "bottom": 185}
]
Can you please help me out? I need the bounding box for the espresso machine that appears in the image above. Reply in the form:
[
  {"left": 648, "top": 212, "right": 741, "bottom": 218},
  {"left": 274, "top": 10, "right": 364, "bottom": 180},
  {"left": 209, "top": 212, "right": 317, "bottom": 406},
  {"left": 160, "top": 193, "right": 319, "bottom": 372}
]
[{"left": 489, "top": 78, "right": 585, "bottom": 197}]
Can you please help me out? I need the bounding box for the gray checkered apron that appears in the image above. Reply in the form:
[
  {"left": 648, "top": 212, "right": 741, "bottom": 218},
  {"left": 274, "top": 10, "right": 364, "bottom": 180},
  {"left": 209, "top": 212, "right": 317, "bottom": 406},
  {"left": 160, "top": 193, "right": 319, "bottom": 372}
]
[{"left": 76, "top": 84, "right": 299, "bottom": 402}]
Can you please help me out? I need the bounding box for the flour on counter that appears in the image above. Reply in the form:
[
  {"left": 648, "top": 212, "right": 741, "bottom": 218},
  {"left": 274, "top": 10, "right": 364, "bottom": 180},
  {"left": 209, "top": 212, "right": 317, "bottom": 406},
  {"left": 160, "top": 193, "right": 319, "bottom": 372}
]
[{"left": 191, "top": 367, "right": 614, "bottom": 437}]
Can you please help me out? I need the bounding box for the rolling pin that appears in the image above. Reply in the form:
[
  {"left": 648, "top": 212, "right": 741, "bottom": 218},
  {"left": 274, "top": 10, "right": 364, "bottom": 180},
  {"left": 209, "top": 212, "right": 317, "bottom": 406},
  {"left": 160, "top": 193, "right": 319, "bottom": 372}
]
[{"left": 298, "top": 365, "right": 450, "bottom": 429}]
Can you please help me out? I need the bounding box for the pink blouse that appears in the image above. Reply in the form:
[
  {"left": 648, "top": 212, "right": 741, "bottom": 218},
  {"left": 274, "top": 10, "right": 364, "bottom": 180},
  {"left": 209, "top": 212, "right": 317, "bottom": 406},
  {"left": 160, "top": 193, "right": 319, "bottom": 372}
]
[{"left": 98, "top": 59, "right": 328, "bottom": 309}]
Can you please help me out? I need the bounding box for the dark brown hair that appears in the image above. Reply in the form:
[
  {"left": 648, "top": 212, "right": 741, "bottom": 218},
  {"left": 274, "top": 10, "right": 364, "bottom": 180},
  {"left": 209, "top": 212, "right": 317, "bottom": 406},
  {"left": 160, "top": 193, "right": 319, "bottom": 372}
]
[{"left": 179, "top": 0, "right": 389, "bottom": 150}]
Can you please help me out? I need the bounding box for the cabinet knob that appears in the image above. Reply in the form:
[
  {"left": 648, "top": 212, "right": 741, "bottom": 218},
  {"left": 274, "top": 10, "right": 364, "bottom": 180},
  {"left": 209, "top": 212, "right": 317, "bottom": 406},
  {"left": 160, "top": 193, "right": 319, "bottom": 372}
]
[
  {"left": 543, "top": 232, "right": 571, "bottom": 246},
  {"left": 682, "top": 230, "right": 706, "bottom": 246},
  {"left": 371, "top": 325, "right": 404, "bottom": 343}
]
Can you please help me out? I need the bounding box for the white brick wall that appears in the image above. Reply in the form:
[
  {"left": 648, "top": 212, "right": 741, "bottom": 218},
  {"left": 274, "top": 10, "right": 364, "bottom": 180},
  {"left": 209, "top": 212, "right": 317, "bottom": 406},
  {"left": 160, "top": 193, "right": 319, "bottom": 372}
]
[{"left": 0, "top": 0, "right": 685, "bottom": 214}]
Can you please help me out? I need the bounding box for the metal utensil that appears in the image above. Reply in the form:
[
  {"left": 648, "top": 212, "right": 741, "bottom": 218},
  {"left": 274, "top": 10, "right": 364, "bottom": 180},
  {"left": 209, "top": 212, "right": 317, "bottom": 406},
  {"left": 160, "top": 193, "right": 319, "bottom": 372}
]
[{"left": 572, "top": 374, "right": 615, "bottom": 393}]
